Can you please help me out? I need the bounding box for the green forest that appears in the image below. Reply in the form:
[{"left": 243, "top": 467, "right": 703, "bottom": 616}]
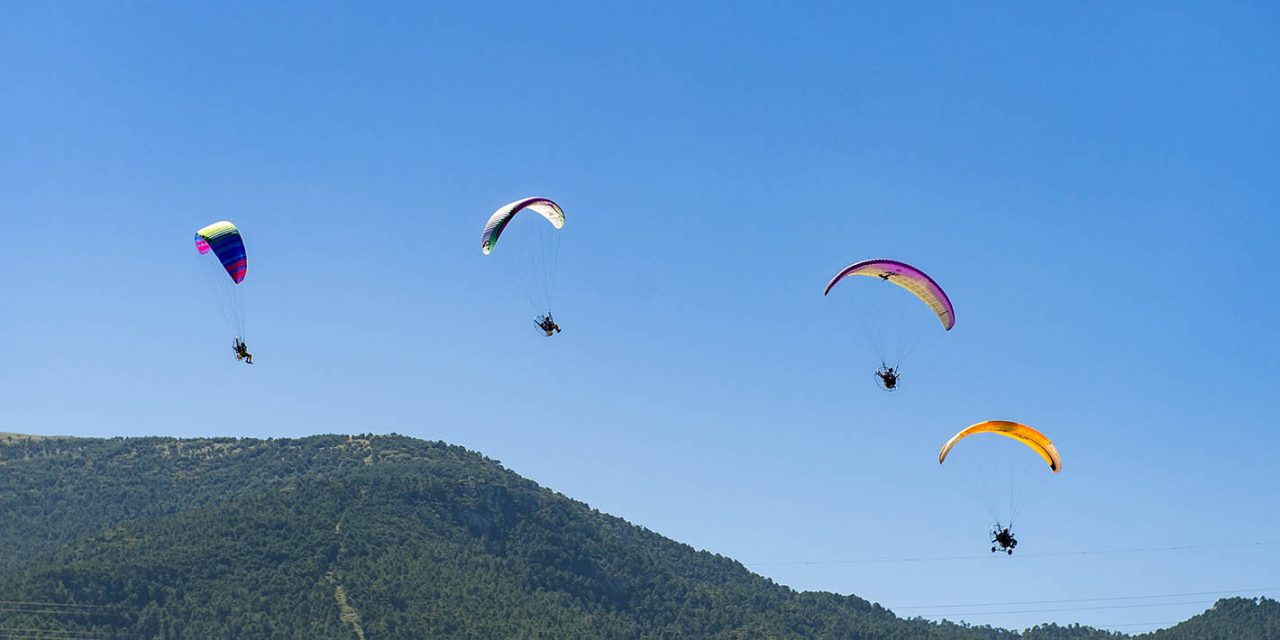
[{"left": 0, "top": 433, "right": 1274, "bottom": 639}]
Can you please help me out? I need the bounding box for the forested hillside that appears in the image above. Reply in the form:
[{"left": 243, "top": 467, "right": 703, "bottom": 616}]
[{"left": 0, "top": 434, "right": 1271, "bottom": 639}]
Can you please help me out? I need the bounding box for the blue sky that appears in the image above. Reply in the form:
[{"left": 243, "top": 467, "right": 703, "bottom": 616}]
[{"left": 2, "top": 1, "right": 1278, "bottom": 633}]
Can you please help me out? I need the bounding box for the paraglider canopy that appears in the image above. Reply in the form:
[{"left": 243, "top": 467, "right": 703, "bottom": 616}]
[
  {"left": 938, "top": 420, "right": 1062, "bottom": 472},
  {"left": 481, "top": 197, "right": 565, "bottom": 256},
  {"left": 195, "top": 221, "right": 247, "bottom": 284},
  {"left": 823, "top": 258, "right": 954, "bottom": 330}
]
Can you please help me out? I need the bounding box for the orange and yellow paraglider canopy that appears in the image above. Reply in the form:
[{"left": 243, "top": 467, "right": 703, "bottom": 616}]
[{"left": 938, "top": 421, "right": 1061, "bottom": 472}]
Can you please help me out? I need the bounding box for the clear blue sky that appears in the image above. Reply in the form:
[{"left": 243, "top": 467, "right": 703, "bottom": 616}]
[{"left": 3, "top": 1, "right": 1278, "bottom": 633}]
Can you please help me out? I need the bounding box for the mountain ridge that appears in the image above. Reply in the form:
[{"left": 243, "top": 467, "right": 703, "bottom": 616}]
[{"left": 0, "top": 433, "right": 1273, "bottom": 639}]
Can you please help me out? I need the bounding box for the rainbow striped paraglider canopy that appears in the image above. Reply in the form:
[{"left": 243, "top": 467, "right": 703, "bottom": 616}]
[{"left": 195, "top": 221, "right": 247, "bottom": 284}]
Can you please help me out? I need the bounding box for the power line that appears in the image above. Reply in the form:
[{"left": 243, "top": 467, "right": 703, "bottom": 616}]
[
  {"left": 890, "top": 586, "right": 1280, "bottom": 610},
  {"left": 0, "top": 609, "right": 98, "bottom": 617},
  {"left": 0, "top": 636, "right": 103, "bottom": 640},
  {"left": 0, "top": 624, "right": 123, "bottom": 640},
  {"left": 0, "top": 601, "right": 122, "bottom": 617},
  {"left": 0, "top": 603, "right": 106, "bottom": 610},
  {"left": 0, "top": 606, "right": 115, "bottom": 617},
  {"left": 917, "top": 598, "right": 1218, "bottom": 617},
  {"left": 1018, "top": 540, "right": 1280, "bottom": 559},
  {"left": 747, "top": 539, "right": 1280, "bottom": 567},
  {"left": 750, "top": 553, "right": 993, "bottom": 566},
  {"left": 0, "top": 630, "right": 107, "bottom": 640},
  {"left": 0, "top": 627, "right": 103, "bottom": 637}
]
